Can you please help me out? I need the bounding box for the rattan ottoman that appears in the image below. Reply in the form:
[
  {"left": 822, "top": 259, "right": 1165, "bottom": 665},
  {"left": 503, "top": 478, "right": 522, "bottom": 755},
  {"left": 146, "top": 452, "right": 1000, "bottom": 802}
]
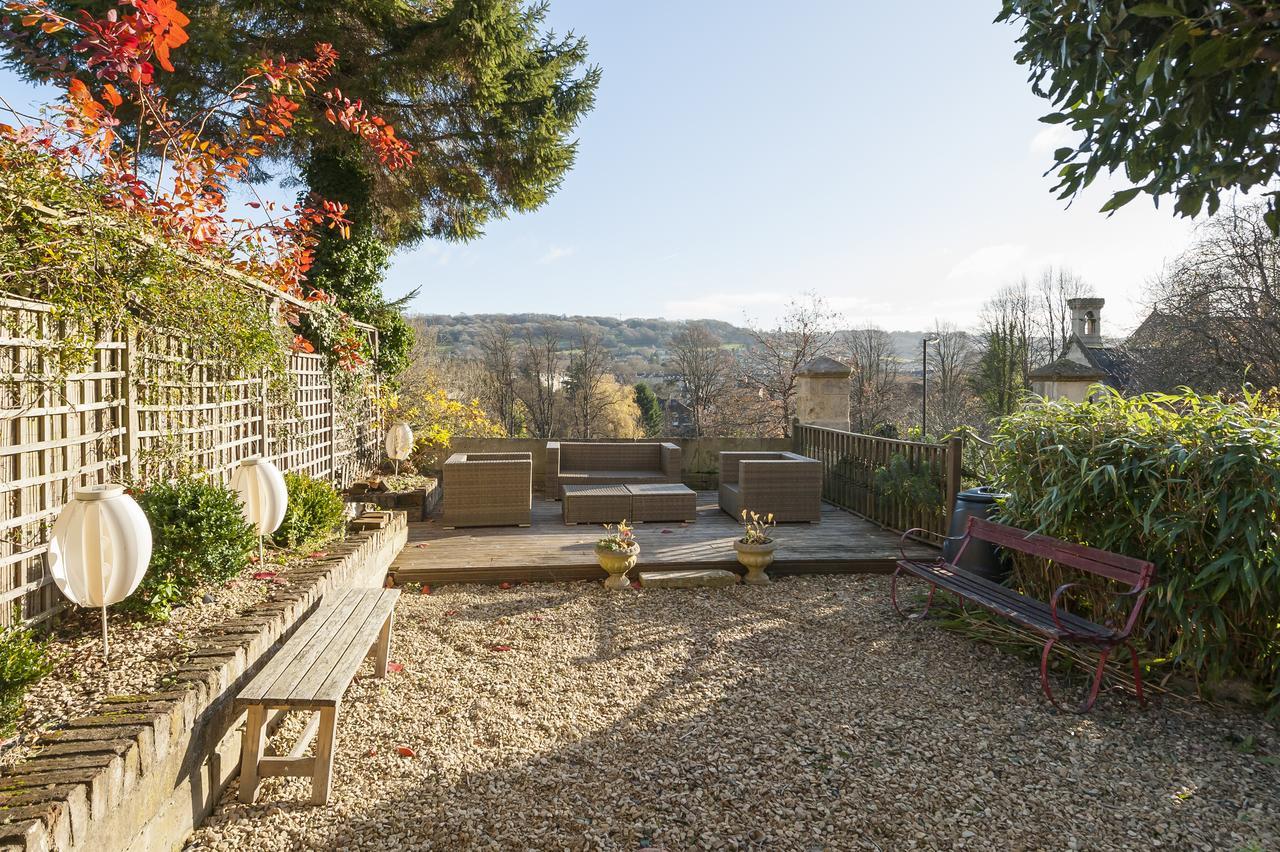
[
  {"left": 562, "top": 484, "right": 632, "bottom": 525},
  {"left": 627, "top": 483, "right": 696, "bottom": 522}
]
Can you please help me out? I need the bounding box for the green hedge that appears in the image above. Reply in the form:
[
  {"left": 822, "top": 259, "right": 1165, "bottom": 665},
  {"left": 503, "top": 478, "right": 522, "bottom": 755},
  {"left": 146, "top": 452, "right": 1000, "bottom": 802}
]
[
  {"left": 991, "top": 389, "right": 1280, "bottom": 714},
  {"left": 129, "top": 478, "right": 259, "bottom": 619},
  {"left": 273, "top": 473, "right": 346, "bottom": 550}
]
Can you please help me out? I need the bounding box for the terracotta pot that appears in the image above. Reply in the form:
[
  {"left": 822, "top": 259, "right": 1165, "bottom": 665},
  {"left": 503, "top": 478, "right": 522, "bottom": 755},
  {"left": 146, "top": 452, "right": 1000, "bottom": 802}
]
[
  {"left": 595, "top": 542, "right": 639, "bottom": 590},
  {"left": 734, "top": 539, "right": 777, "bottom": 585}
]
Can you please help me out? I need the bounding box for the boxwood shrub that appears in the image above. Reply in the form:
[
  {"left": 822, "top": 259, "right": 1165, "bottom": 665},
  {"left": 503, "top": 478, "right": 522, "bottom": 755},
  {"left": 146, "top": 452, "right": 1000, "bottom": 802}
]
[
  {"left": 129, "top": 477, "right": 258, "bottom": 619},
  {"left": 273, "top": 472, "right": 346, "bottom": 550},
  {"left": 990, "top": 388, "right": 1280, "bottom": 714}
]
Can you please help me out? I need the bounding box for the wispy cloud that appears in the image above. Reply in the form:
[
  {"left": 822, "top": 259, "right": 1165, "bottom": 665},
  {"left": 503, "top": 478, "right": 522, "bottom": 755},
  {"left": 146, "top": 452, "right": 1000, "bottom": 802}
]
[
  {"left": 945, "top": 244, "right": 1028, "bottom": 283},
  {"left": 538, "top": 246, "right": 575, "bottom": 265},
  {"left": 663, "top": 291, "right": 787, "bottom": 321},
  {"left": 1029, "top": 122, "right": 1077, "bottom": 158}
]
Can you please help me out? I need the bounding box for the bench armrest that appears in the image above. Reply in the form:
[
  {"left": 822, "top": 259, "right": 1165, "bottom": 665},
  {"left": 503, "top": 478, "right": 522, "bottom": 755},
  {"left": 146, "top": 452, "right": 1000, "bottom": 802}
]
[{"left": 1049, "top": 581, "right": 1149, "bottom": 638}]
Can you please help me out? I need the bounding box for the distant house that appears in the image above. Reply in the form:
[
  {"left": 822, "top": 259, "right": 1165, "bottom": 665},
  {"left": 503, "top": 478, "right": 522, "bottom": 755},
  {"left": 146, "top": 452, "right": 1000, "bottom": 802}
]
[
  {"left": 656, "top": 397, "right": 695, "bottom": 436},
  {"left": 1029, "top": 298, "right": 1134, "bottom": 401}
]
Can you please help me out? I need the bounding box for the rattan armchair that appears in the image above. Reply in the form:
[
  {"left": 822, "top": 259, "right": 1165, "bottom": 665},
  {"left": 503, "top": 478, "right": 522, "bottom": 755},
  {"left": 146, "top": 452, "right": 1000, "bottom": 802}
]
[
  {"left": 442, "top": 452, "right": 532, "bottom": 528},
  {"left": 718, "top": 451, "right": 822, "bottom": 523}
]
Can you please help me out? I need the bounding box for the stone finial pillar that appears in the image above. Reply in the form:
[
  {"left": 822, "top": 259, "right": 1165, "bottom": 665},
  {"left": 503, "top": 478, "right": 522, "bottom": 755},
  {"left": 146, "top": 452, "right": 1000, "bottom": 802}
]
[{"left": 795, "top": 356, "right": 852, "bottom": 431}]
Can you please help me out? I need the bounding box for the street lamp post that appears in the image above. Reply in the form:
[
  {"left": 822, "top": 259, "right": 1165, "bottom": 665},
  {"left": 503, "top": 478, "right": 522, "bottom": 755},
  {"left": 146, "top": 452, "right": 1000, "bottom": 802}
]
[{"left": 921, "top": 335, "right": 939, "bottom": 438}]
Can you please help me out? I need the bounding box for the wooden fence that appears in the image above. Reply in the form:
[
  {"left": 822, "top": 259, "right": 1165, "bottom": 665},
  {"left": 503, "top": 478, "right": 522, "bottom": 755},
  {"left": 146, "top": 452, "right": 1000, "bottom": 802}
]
[
  {"left": 1, "top": 295, "right": 382, "bottom": 628},
  {"left": 793, "top": 423, "right": 962, "bottom": 544}
]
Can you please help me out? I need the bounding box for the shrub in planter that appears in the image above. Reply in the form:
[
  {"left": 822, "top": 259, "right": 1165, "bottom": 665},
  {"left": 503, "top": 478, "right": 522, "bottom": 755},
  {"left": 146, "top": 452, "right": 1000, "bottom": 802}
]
[
  {"left": 273, "top": 473, "right": 346, "bottom": 550},
  {"left": 0, "top": 622, "right": 53, "bottom": 737},
  {"left": 991, "top": 388, "right": 1280, "bottom": 715},
  {"left": 129, "top": 478, "right": 258, "bottom": 619}
]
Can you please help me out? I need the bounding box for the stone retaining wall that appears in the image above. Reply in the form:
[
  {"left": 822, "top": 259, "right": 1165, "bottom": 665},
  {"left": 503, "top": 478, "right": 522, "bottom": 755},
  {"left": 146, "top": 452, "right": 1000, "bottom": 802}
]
[{"left": 0, "top": 513, "right": 408, "bottom": 852}]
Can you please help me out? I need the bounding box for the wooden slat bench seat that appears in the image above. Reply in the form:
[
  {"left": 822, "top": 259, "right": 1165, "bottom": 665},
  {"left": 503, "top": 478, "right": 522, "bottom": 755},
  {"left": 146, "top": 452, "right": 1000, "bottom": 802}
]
[
  {"left": 235, "top": 587, "right": 399, "bottom": 804},
  {"left": 891, "top": 517, "right": 1155, "bottom": 713}
]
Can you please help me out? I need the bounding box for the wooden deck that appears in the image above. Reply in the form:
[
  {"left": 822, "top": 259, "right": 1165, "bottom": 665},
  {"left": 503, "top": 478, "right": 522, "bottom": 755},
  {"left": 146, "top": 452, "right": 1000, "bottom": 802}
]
[{"left": 390, "top": 492, "right": 937, "bottom": 585}]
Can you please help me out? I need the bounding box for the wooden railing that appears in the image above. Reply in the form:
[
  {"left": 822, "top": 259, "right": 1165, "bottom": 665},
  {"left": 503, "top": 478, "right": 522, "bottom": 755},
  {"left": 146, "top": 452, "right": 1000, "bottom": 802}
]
[
  {"left": 0, "top": 295, "right": 382, "bottom": 629},
  {"left": 793, "top": 423, "right": 962, "bottom": 544}
]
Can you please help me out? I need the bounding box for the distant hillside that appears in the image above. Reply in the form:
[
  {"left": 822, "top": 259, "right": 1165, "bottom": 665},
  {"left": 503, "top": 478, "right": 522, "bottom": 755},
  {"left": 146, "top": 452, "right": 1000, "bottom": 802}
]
[
  {"left": 410, "top": 313, "right": 753, "bottom": 359},
  {"left": 409, "top": 312, "right": 933, "bottom": 365}
]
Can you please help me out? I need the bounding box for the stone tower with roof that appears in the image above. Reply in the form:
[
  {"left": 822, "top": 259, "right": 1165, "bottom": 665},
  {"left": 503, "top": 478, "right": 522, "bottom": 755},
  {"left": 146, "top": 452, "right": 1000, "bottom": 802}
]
[{"left": 1029, "top": 298, "right": 1133, "bottom": 402}]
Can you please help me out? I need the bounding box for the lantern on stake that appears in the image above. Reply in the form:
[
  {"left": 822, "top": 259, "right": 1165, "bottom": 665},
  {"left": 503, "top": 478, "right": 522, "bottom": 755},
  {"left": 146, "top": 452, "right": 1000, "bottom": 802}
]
[
  {"left": 385, "top": 422, "right": 413, "bottom": 475},
  {"left": 230, "top": 456, "right": 288, "bottom": 567},
  {"left": 48, "top": 484, "right": 152, "bottom": 677}
]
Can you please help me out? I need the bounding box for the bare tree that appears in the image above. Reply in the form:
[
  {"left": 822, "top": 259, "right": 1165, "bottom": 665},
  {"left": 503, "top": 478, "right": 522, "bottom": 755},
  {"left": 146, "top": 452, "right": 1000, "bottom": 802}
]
[
  {"left": 667, "top": 322, "right": 735, "bottom": 437},
  {"left": 516, "top": 321, "right": 562, "bottom": 439},
  {"left": 926, "top": 320, "right": 976, "bottom": 434},
  {"left": 397, "top": 322, "right": 447, "bottom": 403},
  {"left": 563, "top": 324, "right": 613, "bottom": 438},
  {"left": 971, "top": 280, "right": 1035, "bottom": 418},
  {"left": 476, "top": 321, "right": 519, "bottom": 434},
  {"left": 1034, "top": 266, "right": 1094, "bottom": 363},
  {"left": 844, "top": 326, "right": 902, "bottom": 432},
  {"left": 1137, "top": 199, "right": 1280, "bottom": 391},
  {"left": 742, "top": 292, "right": 842, "bottom": 436}
]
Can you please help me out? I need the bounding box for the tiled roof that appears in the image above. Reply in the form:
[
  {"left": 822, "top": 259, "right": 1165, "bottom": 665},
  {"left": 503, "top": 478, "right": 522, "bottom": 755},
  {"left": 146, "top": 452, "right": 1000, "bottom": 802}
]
[{"left": 1028, "top": 357, "right": 1106, "bottom": 381}]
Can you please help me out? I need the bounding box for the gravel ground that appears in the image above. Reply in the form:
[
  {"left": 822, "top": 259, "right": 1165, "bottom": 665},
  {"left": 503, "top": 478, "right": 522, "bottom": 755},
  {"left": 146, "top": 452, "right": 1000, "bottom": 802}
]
[
  {"left": 186, "top": 576, "right": 1279, "bottom": 852},
  {"left": 1, "top": 545, "right": 330, "bottom": 769}
]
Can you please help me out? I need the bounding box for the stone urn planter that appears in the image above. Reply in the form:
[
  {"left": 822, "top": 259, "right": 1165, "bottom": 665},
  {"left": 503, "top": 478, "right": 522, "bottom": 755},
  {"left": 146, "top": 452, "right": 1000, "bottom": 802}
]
[
  {"left": 596, "top": 542, "right": 639, "bottom": 590},
  {"left": 734, "top": 539, "right": 777, "bottom": 585}
]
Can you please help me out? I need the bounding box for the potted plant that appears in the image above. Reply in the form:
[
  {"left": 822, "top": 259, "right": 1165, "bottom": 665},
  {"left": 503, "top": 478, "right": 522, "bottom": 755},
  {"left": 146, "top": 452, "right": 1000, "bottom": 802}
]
[
  {"left": 595, "top": 521, "right": 639, "bottom": 590},
  {"left": 734, "top": 510, "right": 777, "bottom": 585}
]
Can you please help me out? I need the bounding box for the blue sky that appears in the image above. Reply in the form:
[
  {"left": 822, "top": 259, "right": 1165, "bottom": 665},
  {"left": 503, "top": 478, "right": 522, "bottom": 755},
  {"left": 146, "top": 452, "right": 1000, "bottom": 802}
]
[{"left": 0, "top": 2, "right": 1208, "bottom": 333}]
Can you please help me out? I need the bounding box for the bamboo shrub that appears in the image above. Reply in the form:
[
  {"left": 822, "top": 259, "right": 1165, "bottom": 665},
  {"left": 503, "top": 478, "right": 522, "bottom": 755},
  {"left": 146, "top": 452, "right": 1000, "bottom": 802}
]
[{"left": 990, "top": 388, "right": 1280, "bottom": 714}]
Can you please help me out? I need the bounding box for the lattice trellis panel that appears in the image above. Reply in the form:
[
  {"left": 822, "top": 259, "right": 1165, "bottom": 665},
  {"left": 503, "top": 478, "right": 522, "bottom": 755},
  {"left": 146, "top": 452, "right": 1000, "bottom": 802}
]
[{"left": 0, "top": 297, "right": 381, "bottom": 628}]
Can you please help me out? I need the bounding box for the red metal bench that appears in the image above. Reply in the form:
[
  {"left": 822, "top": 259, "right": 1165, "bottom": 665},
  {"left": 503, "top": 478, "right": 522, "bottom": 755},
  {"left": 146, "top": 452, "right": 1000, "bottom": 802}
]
[{"left": 892, "top": 516, "right": 1155, "bottom": 713}]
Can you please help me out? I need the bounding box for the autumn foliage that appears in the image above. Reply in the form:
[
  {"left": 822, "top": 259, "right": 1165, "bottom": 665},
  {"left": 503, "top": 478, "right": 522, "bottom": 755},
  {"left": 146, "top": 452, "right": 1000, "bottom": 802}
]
[{"left": 1, "top": 0, "right": 415, "bottom": 368}]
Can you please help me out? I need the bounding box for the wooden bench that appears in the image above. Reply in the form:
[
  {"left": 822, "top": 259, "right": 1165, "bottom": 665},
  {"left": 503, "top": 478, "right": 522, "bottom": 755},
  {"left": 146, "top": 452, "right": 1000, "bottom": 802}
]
[
  {"left": 892, "top": 517, "right": 1155, "bottom": 713},
  {"left": 236, "top": 587, "right": 399, "bottom": 805}
]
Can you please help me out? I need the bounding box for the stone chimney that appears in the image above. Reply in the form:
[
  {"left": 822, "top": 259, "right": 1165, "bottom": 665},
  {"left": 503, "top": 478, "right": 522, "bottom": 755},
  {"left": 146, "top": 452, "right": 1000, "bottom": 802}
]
[
  {"left": 1068, "top": 297, "right": 1105, "bottom": 346},
  {"left": 795, "top": 356, "right": 852, "bottom": 431}
]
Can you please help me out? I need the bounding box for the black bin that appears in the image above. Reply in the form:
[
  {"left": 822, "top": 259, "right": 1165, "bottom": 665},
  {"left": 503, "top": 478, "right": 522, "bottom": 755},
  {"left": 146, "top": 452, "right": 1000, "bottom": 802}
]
[{"left": 943, "top": 486, "right": 1010, "bottom": 582}]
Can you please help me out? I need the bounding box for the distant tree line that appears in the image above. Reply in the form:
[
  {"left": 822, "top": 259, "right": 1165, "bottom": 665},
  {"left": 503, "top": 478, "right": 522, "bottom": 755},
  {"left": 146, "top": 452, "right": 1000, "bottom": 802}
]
[{"left": 400, "top": 199, "right": 1280, "bottom": 442}]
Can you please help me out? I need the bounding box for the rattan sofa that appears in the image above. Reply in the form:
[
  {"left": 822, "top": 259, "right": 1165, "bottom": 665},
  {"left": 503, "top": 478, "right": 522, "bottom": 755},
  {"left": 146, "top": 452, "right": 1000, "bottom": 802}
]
[
  {"left": 545, "top": 441, "right": 681, "bottom": 498},
  {"left": 718, "top": 451, "right": 822, "bottom": 523},
  {"left": 442, "top": 452, "right": 532, "bottom": 528}
]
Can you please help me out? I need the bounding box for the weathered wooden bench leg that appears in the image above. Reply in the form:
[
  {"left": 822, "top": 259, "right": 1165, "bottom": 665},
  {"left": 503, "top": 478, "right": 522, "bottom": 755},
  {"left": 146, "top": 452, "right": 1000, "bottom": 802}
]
[
  {"left": 239, "top": 704, "right": 267, "bottom": 803},
  {"left": 311, "top": 704, "right": 340, "bottom": 805},
  {"left": 374, "top": 610, "right": 394, "bottom": 678}
]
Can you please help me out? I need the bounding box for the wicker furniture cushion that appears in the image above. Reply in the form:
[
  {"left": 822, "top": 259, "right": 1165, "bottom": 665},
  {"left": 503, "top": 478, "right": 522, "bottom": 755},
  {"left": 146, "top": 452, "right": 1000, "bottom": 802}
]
[
  {"left": 546, "top": 441, "right": 681, "bottom": 498},
  {"left": 562, "top": 484, "right": 633, "bottom": 525},
  {"left": 627, "top": 483, "right": 696, "bottom": 523},
  {"left": 561, "top": 443, "right": 661, "bottom": 471}
]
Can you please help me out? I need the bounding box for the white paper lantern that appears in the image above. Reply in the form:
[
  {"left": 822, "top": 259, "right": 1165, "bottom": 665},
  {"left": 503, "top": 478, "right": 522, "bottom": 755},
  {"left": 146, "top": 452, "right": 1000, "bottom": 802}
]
[
  {"left": 49, "top": 483, "right": 152, "bottom": 676},
  {"left": 385, "top": 422, "right": 413, "bottom": 462},
  {"left": 49, "top": 484, "right": 151, "bottom": 609},
  {"left": 230, "top": 456, "right": 288, "bottom": 536}
]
